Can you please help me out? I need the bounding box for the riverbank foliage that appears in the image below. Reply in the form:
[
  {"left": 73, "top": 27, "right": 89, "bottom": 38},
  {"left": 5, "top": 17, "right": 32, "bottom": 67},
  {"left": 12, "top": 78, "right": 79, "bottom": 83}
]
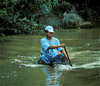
[{"left": 0, "top": 0, "right": 100, "bottom": 36}]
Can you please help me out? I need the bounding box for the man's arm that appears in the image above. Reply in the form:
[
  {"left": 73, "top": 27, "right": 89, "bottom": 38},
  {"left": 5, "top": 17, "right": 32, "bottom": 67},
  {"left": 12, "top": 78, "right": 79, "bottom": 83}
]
[
  {"left": 60, "top": 49, "right": 69, "bottom": 60},
  {"left": 48, "top": 43, "right": 70, "bottom": 60},
  {"left": 48, "top": 43, "right": 65, "bottom": 49}
]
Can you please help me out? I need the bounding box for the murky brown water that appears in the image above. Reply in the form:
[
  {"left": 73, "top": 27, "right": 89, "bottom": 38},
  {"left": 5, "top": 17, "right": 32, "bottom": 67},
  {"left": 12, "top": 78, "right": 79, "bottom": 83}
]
[{"left": 0, "top": 29, "right": 100, "bottom": 86}]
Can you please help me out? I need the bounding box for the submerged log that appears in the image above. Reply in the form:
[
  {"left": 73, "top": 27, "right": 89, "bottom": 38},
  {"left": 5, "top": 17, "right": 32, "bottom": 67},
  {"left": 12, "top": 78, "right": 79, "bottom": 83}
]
[{"left": 78, "top": 22, "right": 93, "bottom": 28}]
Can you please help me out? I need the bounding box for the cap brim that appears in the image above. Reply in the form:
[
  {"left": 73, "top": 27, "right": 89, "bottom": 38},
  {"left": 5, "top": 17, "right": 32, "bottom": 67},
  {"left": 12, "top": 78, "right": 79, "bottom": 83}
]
[{"left": 49, "top": 31, "right": 54, "bottom": 33}]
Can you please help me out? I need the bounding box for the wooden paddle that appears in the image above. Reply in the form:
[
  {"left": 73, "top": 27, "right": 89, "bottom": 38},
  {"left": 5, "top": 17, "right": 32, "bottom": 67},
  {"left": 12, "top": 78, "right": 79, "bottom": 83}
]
[{"left": 64, "top": 46, "right": 72, "bottom": 66}]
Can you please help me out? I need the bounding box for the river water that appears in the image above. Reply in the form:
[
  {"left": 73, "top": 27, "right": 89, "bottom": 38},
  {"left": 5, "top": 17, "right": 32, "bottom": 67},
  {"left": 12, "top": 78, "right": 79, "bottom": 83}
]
[{"left": 0, "top": 29, "right": 100, "bottom": 86}]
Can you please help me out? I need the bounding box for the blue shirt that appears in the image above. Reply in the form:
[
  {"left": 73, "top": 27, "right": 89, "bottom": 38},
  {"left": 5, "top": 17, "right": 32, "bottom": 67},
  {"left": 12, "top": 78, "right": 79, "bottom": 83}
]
[{"left": 41, "top": 37, "right": 63, "bottom": 58}]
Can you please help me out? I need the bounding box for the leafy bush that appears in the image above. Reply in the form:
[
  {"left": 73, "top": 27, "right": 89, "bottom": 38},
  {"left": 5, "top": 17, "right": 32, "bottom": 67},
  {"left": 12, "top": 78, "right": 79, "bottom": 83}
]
[
  {"left": 0, "top": 0, "right": 59, "bottom": 35},
  {"left": 0, "top": 0, "right": 100, "bottom": 36}
]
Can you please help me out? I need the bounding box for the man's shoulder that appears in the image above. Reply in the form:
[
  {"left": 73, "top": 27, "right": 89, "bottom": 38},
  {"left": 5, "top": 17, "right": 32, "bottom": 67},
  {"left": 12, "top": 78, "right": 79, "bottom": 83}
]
[
  {"left": 41, "top": 37, "right": 46, "bottom": 41},
  {"left": 52, "top": 37, "right": 58, "bottom": 41},
  {"left": 41, "top": 37, "right": 45, "bottom": 40}
]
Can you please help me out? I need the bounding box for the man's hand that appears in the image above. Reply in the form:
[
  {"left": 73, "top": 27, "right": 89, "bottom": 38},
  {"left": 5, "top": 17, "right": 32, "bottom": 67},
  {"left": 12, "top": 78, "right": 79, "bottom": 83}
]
[
  {"left": 60, "top": 43, "right": 65, "bottom": 47},
  {"left": 67, "top": 57, "right": 71, "bottom": 61}
]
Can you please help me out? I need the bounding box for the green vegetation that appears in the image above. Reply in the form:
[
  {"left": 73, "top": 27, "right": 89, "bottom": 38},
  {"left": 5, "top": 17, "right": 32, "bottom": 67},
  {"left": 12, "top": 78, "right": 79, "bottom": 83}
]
[{"left": 0, "top": 0, "right": 100, "bottom": 36}]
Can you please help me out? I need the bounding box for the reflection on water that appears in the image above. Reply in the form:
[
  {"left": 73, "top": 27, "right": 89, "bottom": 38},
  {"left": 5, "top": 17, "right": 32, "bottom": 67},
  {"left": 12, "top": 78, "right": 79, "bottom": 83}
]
[
  {"left": 42, "top": 68, "right": 62, "bottom": 86},
  {"left": 0, "top": 29, "right": 100, "bottom": 86}
]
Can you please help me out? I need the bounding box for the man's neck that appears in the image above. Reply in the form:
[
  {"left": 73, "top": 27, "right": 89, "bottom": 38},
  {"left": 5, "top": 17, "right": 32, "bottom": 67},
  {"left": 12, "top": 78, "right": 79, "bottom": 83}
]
[{"left": 46, "top": 36, "right": 52, "bottom": 41}]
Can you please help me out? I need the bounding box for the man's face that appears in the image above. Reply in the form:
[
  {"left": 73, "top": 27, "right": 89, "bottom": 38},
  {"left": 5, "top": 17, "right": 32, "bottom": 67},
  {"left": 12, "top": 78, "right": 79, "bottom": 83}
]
[{"left": 46, "top": 32, "right": 53, "bottom": 38}]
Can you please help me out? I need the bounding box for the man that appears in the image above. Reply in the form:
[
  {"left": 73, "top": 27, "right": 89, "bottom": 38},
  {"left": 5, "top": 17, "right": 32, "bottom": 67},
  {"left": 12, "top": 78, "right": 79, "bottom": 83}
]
[{"left": 40, "top": 26, "right": 70, "bottom": 65}]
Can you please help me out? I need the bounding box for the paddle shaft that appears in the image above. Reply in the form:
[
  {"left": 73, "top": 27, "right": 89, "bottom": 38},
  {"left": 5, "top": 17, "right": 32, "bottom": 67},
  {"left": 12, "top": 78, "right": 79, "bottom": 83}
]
[{"left": 64, "top": 47, "right": 72, "bottom": 66}]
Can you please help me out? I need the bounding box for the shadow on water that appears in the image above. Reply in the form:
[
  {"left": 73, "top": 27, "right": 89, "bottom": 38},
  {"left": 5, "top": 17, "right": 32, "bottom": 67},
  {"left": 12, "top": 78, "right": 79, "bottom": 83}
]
[{"left": 0, "top": 56, "right": 8, "bottom": 60}]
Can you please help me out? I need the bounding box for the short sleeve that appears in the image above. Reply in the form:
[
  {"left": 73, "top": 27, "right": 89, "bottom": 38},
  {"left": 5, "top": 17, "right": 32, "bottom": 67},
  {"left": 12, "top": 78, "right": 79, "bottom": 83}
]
[{"left": 41, "top": 39, "right": 50, "bottom": 51}]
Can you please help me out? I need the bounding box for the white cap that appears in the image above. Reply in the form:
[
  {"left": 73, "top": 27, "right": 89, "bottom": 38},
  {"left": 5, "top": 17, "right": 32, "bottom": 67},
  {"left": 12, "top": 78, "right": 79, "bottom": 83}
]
[{"left": 45, "top": 26, "right": 54, "bottom": 32}]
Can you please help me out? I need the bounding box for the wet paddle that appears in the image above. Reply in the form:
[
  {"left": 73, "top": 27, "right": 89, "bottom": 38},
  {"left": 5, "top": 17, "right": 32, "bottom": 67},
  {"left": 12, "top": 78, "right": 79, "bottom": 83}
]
[{"left": 64, "top": 46, "right": 72, "bottom": 66}]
